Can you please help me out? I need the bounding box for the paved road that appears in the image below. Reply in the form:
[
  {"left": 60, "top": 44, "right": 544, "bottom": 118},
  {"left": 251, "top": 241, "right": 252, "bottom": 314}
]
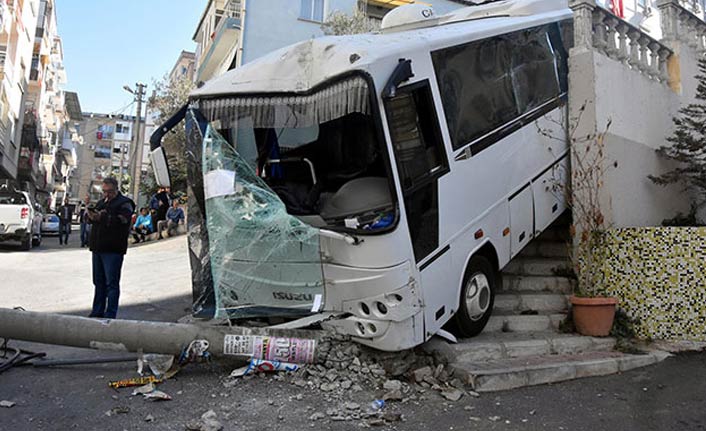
[
  {"left": 0, "top": 230, "right": 192, "bottom": 320},
  {"left": 1, "top": 236, "right": 706, "bottom": 430}
]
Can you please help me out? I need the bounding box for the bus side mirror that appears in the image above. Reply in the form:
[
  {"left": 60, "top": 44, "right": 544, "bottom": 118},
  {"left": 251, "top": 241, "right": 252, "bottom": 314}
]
[{"left": 150, "top": 147, "right": 171, "bottom": 188}]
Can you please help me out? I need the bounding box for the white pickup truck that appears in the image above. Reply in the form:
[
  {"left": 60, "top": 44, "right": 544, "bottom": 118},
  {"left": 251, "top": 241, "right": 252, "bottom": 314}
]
[{"left": 0, "top": 186, "right": 42, "bottom": 250}]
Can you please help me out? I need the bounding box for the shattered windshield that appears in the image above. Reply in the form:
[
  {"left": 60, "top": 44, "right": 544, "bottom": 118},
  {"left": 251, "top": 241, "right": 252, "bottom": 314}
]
[
  {"left": 197, "top": 117, "right": 325, "bottom": 319},
  {"left": 192, "top": 75, "right": 396, "bottom": 318}
]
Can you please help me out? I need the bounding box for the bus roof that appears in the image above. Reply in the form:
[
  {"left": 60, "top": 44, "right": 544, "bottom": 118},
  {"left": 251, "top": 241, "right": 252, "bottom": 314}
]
[{"left": 190, "top": 0, "right": 570, "bottom": 99}]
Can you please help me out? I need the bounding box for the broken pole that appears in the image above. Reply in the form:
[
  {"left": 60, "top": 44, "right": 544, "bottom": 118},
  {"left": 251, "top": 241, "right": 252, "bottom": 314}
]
[{"left": 0, "top": 308, "right": 323, "bottom": 360}]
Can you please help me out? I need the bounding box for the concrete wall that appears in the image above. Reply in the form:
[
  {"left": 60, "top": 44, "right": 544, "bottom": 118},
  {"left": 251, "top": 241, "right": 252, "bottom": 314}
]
[
  {"left": 591, "top": 51, "right": 689, "bottom": 226},
  {"left": 569, "top": 1, "right": 706, "bottom": 227},
  {"left": 602, "top": 227, "right": 706, "bottom": 341}
]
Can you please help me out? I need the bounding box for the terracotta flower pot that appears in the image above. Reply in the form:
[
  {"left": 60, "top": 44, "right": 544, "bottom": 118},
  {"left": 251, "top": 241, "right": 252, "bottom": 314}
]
[{"left": 570, "top": 296, "right": 618, "bottom": 337}]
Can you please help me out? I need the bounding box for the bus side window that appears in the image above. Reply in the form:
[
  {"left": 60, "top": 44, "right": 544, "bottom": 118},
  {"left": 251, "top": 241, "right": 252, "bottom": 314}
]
[
  {"left": 432, "top": 36, "right": 517, "bottom": 151},
  {"left": 509, "top": 28, "right": 561, "bottom": 115},
  {"left": 385, "top": 81, "right": 448, "bottom": 261},
  {"left": 432, "top": 24, "right": 567, "bottom": 155}
]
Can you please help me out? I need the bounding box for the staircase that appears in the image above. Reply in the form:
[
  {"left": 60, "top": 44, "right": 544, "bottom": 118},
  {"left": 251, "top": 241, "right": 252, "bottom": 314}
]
[
  {"left": 489, "top": 214, "right": 574, "bottom": 334},
  {"left": 425, "top": 213, "right": 668, "bottom": 392}
]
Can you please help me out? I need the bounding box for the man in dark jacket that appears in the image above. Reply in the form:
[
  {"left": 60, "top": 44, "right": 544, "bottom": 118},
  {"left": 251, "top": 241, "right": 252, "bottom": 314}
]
[
  {"left": 155, "top": 187, "right": 170, "bottom": 223},
  {"left": 87, "top": 177, "right": 135, "bottom": 319},
  {"left": 57, "top": 198, "right": 73, "bottom": 245}
]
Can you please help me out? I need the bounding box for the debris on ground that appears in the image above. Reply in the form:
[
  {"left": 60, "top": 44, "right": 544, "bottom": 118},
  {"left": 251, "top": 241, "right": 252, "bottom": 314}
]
[
  {"left": 131, "top": 382, "right": 156, "bottom": 396},
  {"left": 0, "top": 400, "right": 16, "bottom": 408},
  {"left": 186, "top": 409, "right": 223, "bottom": 431},
  {"left": 144, "top": 414, "right": 155, "bottom": 422},
  {"left": 219, "top": 332, "right": 471, "bottom": 427},
  {"left": 180, "top": 340, "right": 211, "bottom": 364},
  {"left": 142, "top": 390, "right": 172, "bottom": 401},
  {"left": 105, "top": 406, "right": 130, "bottom": 416},
  {"left": 441, "top": 388, "right": 464, "bottom": 402},
  {"left": 108, "top": 376, "right": 161, "bottom": 389},
  {"left": 230, "top": 358, "right": 300, "bottom": 377},
  {"left": 137, "top": 353, "right": 175, "bottom": 378}
]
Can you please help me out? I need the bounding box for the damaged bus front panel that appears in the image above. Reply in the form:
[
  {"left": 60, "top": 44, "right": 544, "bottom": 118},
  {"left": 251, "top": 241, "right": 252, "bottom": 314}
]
[{"left": 184, "top": 74, "right": 425, "bottom": 351}]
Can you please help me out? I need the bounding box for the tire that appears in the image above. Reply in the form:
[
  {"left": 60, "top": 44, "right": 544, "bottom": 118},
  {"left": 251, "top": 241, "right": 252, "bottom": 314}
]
[
  {"left": 21, "top": 235, "right": 32, "bottom": 251},
  {"left": 451, "top": 255, "right": 496, "bottom": 338},
  {"left": 32, "top": 233, "right": 41, "bottom": 247}
]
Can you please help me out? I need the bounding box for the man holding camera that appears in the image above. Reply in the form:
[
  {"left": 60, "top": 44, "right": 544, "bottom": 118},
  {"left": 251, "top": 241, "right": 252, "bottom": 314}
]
[{"left": 86, "top": 177, "right": 135, "bottom": 319}]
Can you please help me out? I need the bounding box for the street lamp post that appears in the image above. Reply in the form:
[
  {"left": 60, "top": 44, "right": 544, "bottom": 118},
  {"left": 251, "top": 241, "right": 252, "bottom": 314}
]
[{"left": 123, "top": 83, "right": 147, "bottom": 204}]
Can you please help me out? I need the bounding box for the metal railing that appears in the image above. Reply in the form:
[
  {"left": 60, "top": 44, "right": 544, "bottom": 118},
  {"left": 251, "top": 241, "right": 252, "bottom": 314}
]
[{"left": 223, "top": 0, "right": 242, "bottom": 19}]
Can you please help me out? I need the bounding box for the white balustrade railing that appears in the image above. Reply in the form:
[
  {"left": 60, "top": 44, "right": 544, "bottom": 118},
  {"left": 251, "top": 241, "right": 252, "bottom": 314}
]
[
  {"left": 571, "top": 0, "right": 673, "bottom": 84},
  {"left": 657, "top": 0, "right": 706, "bottom": 52}
]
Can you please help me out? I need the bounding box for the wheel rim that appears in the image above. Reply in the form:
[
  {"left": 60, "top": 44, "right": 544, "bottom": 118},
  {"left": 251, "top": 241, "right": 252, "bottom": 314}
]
[{"left": 464, "top": 272, "right": 491, "bottom": 321}]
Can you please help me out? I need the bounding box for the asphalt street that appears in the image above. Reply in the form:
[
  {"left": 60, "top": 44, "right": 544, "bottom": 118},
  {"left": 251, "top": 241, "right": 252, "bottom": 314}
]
[{"left": 1, "top": 234, "right": 706, "bottom": 430}]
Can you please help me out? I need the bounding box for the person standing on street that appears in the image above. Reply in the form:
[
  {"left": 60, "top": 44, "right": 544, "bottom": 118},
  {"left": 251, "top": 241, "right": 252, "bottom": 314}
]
[
  {"left": 155, "top": 187, "right": 170, "bottom": 223},
  {"left": 87, "top": 177, "right": 135, "bottom": 319},
  {"left": 57, "top": 198, "right": 73, "bottom": 245},
  {"left": 78, "top": 196, "right": 91, "bottom": 248}
]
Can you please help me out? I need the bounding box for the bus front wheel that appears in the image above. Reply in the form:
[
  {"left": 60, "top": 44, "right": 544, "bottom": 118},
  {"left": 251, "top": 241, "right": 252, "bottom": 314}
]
[{"left": 451, "top": 255, "right": 495, "bottom": 338}]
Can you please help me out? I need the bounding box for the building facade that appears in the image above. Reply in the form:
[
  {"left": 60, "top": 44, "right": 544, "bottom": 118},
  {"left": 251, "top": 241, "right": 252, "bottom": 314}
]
[
  {"left": 72, "top": 113, "right": 144, "bottom": 203},
  {"left": 191, "top": 0, "right": 474, "bottom": 84},
  {"left": 169, "top": 50, "right": 196, "bottom": 83},
  {"left": 0, "top": 0, "right": 77, "bottom": 209}
]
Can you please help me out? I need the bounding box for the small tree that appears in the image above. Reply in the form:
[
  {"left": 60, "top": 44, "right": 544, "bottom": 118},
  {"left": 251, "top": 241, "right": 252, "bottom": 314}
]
[
  {"left": 649, "top": 58, "right": 706, "bottom": 213},
  {"left": 141, "top": 74, "right": 193, "bottom": 198},
  {"left": 536, "top": 103, "right": 616, "bottom": 296},
  {"left": 321, "top": 8, "right": 379, "bottom": 35},
  {"left": 111, "top": 169, "right": 131, "bottom": 195}
]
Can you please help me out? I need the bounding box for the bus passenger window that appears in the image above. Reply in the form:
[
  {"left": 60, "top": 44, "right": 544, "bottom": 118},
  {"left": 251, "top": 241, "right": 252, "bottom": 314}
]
[
  {"left": 432, "top": 24, "right": 566, "bottom": 154},
  {"left": 432, "top": 36, "right": 518, "bottom": 150},
  {"left": 510, "top": 28, "right": 561, "bottom": 114}
]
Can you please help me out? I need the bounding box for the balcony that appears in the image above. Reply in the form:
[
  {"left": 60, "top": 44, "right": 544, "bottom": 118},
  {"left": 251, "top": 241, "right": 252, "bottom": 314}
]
[
  {"left": 29, "top": 56, "right": 42, "bottom": 83},
  {"left": 196, "top": 0, "right": 242, "bottom": 82},
  {"left": 0, "top": 46, "right": 14, "bottom": 83}
]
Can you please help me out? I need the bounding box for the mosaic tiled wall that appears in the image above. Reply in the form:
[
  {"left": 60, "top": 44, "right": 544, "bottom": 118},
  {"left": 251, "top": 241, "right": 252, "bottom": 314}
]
[{"left": 602, "top": 227, "right": 706, "bottom": 341}]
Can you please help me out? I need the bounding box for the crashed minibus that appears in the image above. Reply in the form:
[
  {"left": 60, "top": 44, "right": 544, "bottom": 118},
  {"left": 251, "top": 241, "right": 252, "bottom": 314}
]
[{"left": 150, "top": 0, "right": 573, "bottom": 351}]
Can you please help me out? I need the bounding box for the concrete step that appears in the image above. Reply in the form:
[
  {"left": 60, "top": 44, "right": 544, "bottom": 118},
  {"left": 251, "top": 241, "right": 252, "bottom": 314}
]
[
  {"left": 501, "top": 275, "right": 575, "bottom": 294},
  {"left": 424, "top": 331, "right": 616, "bottom": 363},
  {"left": 537, "top": 227, "right": 571, "bottom": 242},
  {"left": 518, "top": 240, "right": 570, "bottom": 259},
  {"left": 447, "top": 350, "right": 670, "bottom": 392},
  {"left": 485, "top": 312, "right": 566, "bottom": 333},
  {"left": 494, "top": 292, "right": 569, "bottom": 314},
  {"left": 503, "top": 257, "right": 572, "bottom": 277}
]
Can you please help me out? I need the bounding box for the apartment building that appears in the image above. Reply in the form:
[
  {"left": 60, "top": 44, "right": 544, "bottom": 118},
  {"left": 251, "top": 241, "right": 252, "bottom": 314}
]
[
  {"left": 0, "top": 0, "right": 76, "bottom": 209},
  {"left": 191, "top": 0, "right": 476, "bottom": 84},
  {"left": 169, "top": 50, "right": 196, "bottom": 83},
  {"left": 0, "top": 0, "right": 40, "bottom": 182},
  {"left": 72, "top": 113, "right": 145, "bottom": 203}
]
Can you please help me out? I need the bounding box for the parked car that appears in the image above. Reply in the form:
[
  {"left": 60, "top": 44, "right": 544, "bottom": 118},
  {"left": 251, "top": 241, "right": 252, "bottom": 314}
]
[
  {"left": 0, "top": 186, "right": 41, "bottom": 250},
  {"left": 41, "top": 213, "right": 60, "bottom": 236}
]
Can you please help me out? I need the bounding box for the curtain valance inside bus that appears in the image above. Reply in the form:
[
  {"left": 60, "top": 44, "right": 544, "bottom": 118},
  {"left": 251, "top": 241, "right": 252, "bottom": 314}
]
[{"left": 196, "top": 77, "right": 371, "bottom": 128}]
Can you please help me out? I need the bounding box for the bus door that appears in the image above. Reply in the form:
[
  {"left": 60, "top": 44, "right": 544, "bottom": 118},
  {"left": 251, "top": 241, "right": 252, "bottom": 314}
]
[{"left": 384, "top": 80, "right": 452, "bottom": 337}]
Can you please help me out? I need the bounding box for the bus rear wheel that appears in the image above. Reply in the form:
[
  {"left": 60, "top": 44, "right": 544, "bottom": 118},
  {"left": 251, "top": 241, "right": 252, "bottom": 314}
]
[{"left": 451, "top": 255, "right": 495, "bottom": 338}]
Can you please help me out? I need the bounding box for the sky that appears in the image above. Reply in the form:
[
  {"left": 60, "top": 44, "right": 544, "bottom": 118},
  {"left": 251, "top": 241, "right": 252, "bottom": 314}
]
[{"left": 56, "top": 0, "right": 206, "bottom": 115}]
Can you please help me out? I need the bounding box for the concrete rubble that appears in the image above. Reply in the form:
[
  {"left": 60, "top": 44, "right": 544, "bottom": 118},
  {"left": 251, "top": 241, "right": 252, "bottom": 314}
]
[{"left": 224, "top": 333, "right": 474, "bottom": 428}]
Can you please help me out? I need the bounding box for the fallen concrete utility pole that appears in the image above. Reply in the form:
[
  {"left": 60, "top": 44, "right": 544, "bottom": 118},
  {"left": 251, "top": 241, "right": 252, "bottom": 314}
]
[{"left": 0, "top": 308, "right": 323, "bottom": 362}]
